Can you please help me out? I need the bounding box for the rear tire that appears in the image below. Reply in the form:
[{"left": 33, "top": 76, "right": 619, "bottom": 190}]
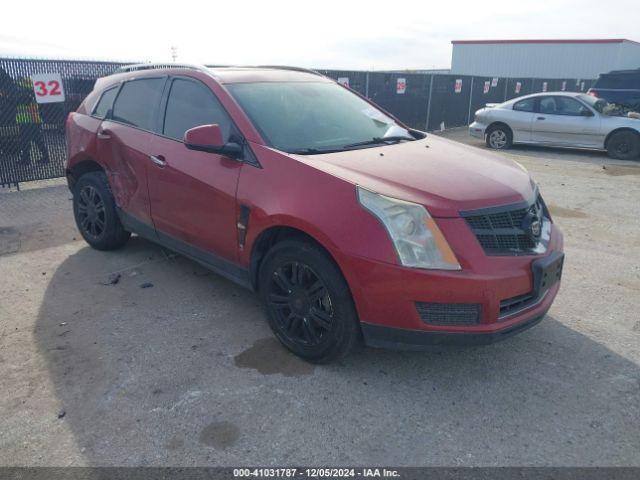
[
  {"left": 486, "top": 124, "right": 513, "bottom": 150},
  {"left": 258, "top": 240, "right": 360, "bottom": 364},
  {"left": 73, "top": 171, "right": 131, "bottom": 250},
  {"left": 607, "top": 131, "right": 640, "bottom": 160}
]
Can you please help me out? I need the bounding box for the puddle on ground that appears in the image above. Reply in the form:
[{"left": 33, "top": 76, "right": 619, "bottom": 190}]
[
  {"left": 602, "top": 165, "right": 640, "bottom": 176},
  {"left": 234, "top": 337, "right": 315, "bottom": 377},
  {"left": 548, "top": 205, "right": 588, "bottom": 218},
  {"left": 199, "top": 421, "right": 240, "bottom": 449}
]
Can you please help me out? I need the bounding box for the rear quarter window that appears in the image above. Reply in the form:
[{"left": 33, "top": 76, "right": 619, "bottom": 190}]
[
  {"left": 92, "top": 87, "right": 119, "bottom": 118},
  {"left": 513, "top": 98, "right": 535, "bottom": 112}
]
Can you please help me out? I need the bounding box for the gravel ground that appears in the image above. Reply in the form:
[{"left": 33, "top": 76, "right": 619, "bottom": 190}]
[{"left": 1, "top": 132, "right": 639, "bottom": 467}]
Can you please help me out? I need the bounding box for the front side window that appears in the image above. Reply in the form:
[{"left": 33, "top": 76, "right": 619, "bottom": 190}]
[
  {"left": 227, "top": 81, "right": 413, "bottom": 153},
  {"left": 163, "top": 78, "right": 231, "bottom": 141},
  {"left": 538, "top": 97, "right": 557, "bottom": 114},
  {"left": 93, "top": 87, "right": 118, "bottom": 118},
  {"left": 554, "top": 97, "right": 589, "bottom": 116},
  {"left": 112, "top": 78, "right": 165, "bottom": 131},
  {"left": 539, "top": 96, "right": 589, "bottom": 116},
  {"left": 513, "top": 98, "right": 535, "bottom": 112}
]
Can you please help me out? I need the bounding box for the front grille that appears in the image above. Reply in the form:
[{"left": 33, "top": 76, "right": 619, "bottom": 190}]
[
  {"left": 416, "top": 302, "right": 481, "bottom": 326},
  {"left": 461, "top": 194, "right": 547, "bottom": 255}
]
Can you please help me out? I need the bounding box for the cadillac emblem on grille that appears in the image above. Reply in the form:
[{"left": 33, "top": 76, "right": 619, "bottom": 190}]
[{"left": 522, "top": 202, "right": 543, "bottom": 240}]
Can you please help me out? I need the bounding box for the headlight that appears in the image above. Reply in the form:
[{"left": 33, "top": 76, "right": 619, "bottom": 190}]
[{"left": 357, "top": 187, "right": 461, "bottom": 270}]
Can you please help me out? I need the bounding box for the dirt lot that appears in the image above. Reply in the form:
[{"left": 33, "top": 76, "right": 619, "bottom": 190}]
[{"left": 1, "top": 131, "right": 639, "bottom": 466}]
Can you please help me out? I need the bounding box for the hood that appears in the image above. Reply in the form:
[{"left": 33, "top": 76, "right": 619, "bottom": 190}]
[{"left": 291, "top": 135, "right": 535, "bottom": 217}]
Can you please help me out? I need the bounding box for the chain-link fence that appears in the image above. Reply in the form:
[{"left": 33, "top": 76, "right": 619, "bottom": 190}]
[{"left": 0, "top": 57, "right": 597, "bottom": 186}]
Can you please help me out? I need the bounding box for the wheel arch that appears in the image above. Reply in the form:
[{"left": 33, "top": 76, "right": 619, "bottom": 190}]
[
  {"left": 66, "top": 158, "right": 105, "bottom": 191},
  {"left": 248, "top": 224, "right": 345, "bottom": 293},
  {"left": 486, "top": 121, "right": 513, "bottom": 137},
  {"left": 604, "top": 127, "right": 640, "bottom": 150}
]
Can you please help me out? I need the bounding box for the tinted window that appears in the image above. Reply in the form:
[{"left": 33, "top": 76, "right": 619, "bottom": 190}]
[
  {"left": 93, "top": 87, "right": 118, "bottom": 118},
  {"left": 163, "top": 78, "right": 231, "bottom": 141},
  {"left": 595, "top": 73, "right": 640, "bottom": 90},
  {"left": 513, "top": 98, "right": 535, "bottom": 112},
  {"left": 112, "top": 78, "right": 165, "bottom": 131}
]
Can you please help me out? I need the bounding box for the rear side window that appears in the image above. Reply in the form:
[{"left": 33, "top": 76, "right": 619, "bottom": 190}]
[
  {"left": 112, "top": 78, "right": 165, "bottom": 131},
  {"left": 513, "top": 98, "right": 535, "bottom": 112},
  {"left": 92, "top": 87, "right": 118, "bottom": 118},
  {"left": 163, "top": 78, "right": 231, "bottom": 141}
]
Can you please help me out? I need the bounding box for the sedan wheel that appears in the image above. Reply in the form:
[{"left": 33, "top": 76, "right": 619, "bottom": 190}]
[
  {"left": 486, "top": 126, "right": 513, "bottom": 150},
  {"left": 489, "top": 130, "right": 507, "bottom": 148},
  {"left": 607, "top": 131, "right": 640, "bottom": 160}
]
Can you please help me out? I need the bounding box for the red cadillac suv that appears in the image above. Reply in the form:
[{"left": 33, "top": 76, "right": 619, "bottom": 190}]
[{"left": 65, "top": 64, "right": 564, "bottom": 363}]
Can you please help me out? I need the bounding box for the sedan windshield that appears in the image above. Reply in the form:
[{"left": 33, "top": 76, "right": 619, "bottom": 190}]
[
  {"left": 227, "top": 81, "right": 415, "bottom": 153},
  {"left": 578, "top": 94, "right": 609, "bottom": 114}
]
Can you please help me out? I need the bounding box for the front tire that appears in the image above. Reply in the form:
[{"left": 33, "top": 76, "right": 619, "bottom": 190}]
[
  {"left": 486, "top": 124, "right": 513, "bottom": 150},
  {"left": 258, "top": 240, "right": 360, "bottom": 363},
  {"left": 607, "top": 131, "right": 640, "bottom": 160},
  {"left": 73, "top": 171, "right": 131, "bottom": 250}
]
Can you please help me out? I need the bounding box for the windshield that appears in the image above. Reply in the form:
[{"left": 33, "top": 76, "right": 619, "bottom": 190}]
[
  {"left": 227, "top": 81, "right": 414, "bottom": 153},
  {"left": 578, "top": 94, "right": 609, "bottom": 114}
]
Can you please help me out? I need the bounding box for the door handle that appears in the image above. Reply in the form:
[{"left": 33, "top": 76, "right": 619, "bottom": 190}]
[
  {"left": 536, "top": 117, "right": 546, "bottom": 121},
  {"left": 97, "top": 129, "right": 111, "bottom": 140},
  {"left": 149, "top": 155, "right": 166, "bottom": 167}
]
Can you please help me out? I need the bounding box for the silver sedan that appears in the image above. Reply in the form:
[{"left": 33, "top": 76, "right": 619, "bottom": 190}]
[{"left": 469, "top": 92, "right": 640, "bottom": 160}]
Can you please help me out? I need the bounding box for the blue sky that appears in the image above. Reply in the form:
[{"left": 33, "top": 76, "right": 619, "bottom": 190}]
[{"left": 1, "top": 0, "right": 639, "bottom": 69}]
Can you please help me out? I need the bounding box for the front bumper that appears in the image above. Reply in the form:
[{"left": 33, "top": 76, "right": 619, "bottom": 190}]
[
  {"left": 339, "top": 219, "right": 563, "bottom": 349},
  {"left": 362, "top": 309, "right": 548, "bottom": 350},
  {"left": 469, "top": 121, "right": 486, "bottom": 139}
]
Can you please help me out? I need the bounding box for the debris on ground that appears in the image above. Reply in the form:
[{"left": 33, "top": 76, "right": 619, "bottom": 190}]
[
  {"left": 57, "top": 410, "right": 66, "bottom": 419},
  {"left": 140, "top": 282, "right": 154, "bottom": 289},
  {"left": 101, "top": 273, "right": 121, "bottom": 285}
]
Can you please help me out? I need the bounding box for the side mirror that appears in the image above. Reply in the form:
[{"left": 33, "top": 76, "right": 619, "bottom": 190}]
[
  {"left": 183, "top": 124, "right": 243, "bottom": 159},
  {"left": 580, "top": 108, "right": 594, "bottom": 117}
]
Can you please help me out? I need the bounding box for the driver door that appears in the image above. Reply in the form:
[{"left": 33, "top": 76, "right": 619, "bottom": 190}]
[
  {"left": 147, "top": 76, "right": 242, "bottom": 264},
  {"left": 531, "top": 96, "right": 602, "bottom": 147}
]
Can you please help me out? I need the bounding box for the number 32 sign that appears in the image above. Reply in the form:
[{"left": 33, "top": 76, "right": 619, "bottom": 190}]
[{"left": 31, "top": 73, "right": 65, "bottom": 104}]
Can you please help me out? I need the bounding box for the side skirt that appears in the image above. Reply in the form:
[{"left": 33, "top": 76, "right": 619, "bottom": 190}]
[{"left": 117, "top": 208, "right": 253, "bottom": 291}]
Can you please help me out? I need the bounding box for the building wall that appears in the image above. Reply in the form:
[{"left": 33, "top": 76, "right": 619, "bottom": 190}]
[{"left": 451, "top": 41, "right": 640, "bottom": 79}]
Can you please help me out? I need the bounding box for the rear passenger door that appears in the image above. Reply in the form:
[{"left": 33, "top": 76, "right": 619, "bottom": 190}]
[
  {"left": 147, "top": 76, "right": 242, "bottom": 264},
  {"left": 96, "top": 77, "right": 166, "bottom": 227}
]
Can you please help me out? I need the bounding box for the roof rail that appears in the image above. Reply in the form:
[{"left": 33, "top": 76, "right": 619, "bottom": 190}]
[
  {"left": 116, "top": 63, "right": 209, "bottom": 73},
  {"left": 257, "top": 65, "right": 325, "bottom": 77}
]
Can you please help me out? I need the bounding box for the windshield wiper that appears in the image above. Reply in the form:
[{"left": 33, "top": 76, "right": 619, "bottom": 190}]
[
  {"left": 342, "top": 136, "right": 414, "bottom": 149},
  {"left": 289, "top": 147, "right": 344, "bottom": 155}
]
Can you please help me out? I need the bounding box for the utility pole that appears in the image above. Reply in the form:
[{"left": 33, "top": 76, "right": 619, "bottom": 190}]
[{"left": 170, "top": 46, "right": 178, "bottom": 63}]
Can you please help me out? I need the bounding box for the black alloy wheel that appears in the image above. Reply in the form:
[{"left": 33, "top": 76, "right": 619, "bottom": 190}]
[
  {"left": 76, "top": 185, "right": 106, "bottom": 241},
  {"left": 72, "top": 171, "right": 130, "bottom": 250},
  {"left": 266, "top": 261, "right": 334, "bottom": 347}
]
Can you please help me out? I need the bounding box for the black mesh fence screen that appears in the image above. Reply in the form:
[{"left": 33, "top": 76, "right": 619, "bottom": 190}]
[
  {"left": 366, "top": 72, "right": 432, "bottom": 130},
  {"left": 0, "top": 57, "right": 598, "bottom": 185},
  {"left": 0, "top": 58, "right": 125, "bottom": 185}
]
